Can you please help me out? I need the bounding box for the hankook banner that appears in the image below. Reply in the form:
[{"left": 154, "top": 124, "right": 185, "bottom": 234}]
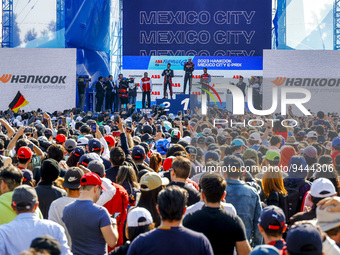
[
  {"left": 263, "top": 50, "right": 340, "bottom": 115},
  {"left": 0, "top": 48, "right": 76, "bottom": 112}
]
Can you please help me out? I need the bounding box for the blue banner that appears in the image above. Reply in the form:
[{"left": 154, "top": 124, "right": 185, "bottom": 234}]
[
  {"left": 123, "top": 0, "right": 271, "bottom": 57},
  {"left": 123, "top": 56, "right": 263, "bottom": 70}
]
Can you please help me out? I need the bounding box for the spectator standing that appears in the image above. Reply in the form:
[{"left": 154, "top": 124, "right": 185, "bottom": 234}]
[
  {"left": 62, "top": 173, "right": 118, "bottom": 255},
  {"left": 222, "top": 155, "right": 262, "bottom": 247},
  {"left": 258, "top": 206, "right": 287, "bottom": 252},
  {"left": 127, "top": 186, "right": 214, "bottom": 255},
  {"left": 109, "top": 207, "right": 155, "bottom": 255},
  {"left": 0, "top": 165, "right": 43, "bottom": 225},
  {"left": 183, "top": 173, "right": 251, "bottom": 255},
  {"left": 137, "top": 172, "right": 168, "bottom": 227},
  {"left": 35, "top": 159, "right": 66, "bottom": 219},
  {"left": 167, "top": 156, "right": 200, "bottom": 206},
  {"left": 0, "top": 185, "right": 71, "bottom": 255}
]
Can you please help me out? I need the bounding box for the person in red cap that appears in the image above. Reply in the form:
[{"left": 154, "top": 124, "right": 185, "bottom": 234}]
[
  {"left": 62, "top": 173, "right": 118, "bottom": 254},
  {"left": 104, "top": 135, "right": 116, "bottom": 151},
  {"left": 55, "top": 134, "right": 66, "bottom": 147},
  {"left": 16, "top": 146, "right": 34, "bottom": 186}
]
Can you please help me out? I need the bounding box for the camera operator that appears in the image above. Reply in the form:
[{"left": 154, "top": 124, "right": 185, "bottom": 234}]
[
  {"left": 119, "top": 77, "right": 134, "bottom": 111},
  {"left": 129, "top": 78, "right": 138, "bottom": 107},
  {"left": 151, "top": 104, "right": 166, "bottom": 119},
  {"left": 77, "top": 76, "right": 89, "bottom": 111}
]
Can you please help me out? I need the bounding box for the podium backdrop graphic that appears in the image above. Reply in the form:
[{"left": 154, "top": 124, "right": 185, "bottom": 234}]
[
  {"left": 122, "top": 56, "right": 263, "bottom": 106},
  {"left": 123, "top": 0, "right": 272, "bottom": 57},
  {"left": 0, "top": 48, "right": 76, "bottom": 112}
]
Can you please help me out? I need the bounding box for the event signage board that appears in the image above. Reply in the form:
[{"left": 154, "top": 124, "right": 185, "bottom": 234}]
[
  {"left": 263, "top": 50, "right": 340, "bottom": 115},
  {"left": 0, "top": 48, "right": 76, "bottom": 112},
  {"left": 123, "top": 56, "right": 263, "bottom": 70},
  {"left": 156, "top": 94, "right": 190, "bottom": 115},
  {"left": 123, "top": 0, "right": 271, "bottom": 57},
  {"left": 122, "top": 56, "right": 263, "bottom": 103}
]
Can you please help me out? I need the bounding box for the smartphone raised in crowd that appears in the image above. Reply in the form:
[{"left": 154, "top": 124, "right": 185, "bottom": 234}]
[
  {"left": 112, "top": 212, "right": 121, "bottom": 219},
  {"left": 91, "top": 123, "right": 96, "bottom": 133},
  {"left": 114, "top": 114, "right": 119, "bottom": 124}
]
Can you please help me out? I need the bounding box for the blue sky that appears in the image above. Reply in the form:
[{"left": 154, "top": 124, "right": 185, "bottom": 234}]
[{"left": 1, "top": 0, "right": 56, "bottom": 44}]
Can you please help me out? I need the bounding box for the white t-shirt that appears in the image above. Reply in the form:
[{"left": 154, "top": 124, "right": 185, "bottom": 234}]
[{"left": 48, "top": 197, "right": 76, "bottom": 246}]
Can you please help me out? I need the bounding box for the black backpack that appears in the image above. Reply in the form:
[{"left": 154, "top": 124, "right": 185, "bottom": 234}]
[{"left": 284, "top": 179, "right": 307, "bottom": 221}]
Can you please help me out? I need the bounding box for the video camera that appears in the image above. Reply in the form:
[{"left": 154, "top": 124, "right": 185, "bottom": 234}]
[
  {"left": 125, "top": 77, "right": 135, "bottom": 83},
  {"left": 76, "top": 76, "right": 91, "bottom": 83}
]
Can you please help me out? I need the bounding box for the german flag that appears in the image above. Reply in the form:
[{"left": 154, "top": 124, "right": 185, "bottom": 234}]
[{"left": 9, "top": 91, "right": 29, "bottom": 113}]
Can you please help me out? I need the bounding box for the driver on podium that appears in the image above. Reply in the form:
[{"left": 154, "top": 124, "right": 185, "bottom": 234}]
[{"left": 200, "top": 67, "right": 211, "bottom": 104}]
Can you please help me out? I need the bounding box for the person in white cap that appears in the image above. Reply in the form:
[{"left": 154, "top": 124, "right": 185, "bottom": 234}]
[
  {"left": 127, "top": 186, "right": 213, "bottom": 255},
  {"left": 248, "top": 132, "right": 262, "bottom": 150},
  {"left": 110, "top": 207, "right": 155, "bottom": 255},
  {"left": 289, "top": 178, "right": 337, "bottom": 227},
  {"left": 307, "top": 131, "right": 318, "bottom": 144}
]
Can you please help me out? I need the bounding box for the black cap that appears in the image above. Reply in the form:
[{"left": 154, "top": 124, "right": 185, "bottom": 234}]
[
  {"left": 62, "top": 167, "right": 84, "bottom": 189},
  {"left": 12, "top": 185, "right": 38, "bottom": 210},
  {"left": 222, "top": 155, "right": 243, "bottom": 169},
  {"left": 132, "top": 145, "right": 146, "bottom": 159},
  {"left": 197, "top": 136, "right": 205, "bottom": 144},
  {"left": 87, "top": 160, "right": 105, "bottom": 178},
  {"left": 204, "top": 136, "right": 215, "bottom": 145},
  {"left": 141, "top": 133, "right": 153, "bottom": 142},
  {"left": 30, "top": 235, "right": 61, "bottom": 255},
  {"left": 78, "top": 154, "right": 95, "bottom": 167},
  {"left": 185, "top": 145, "right": 197, "bottom": 155},
  {"left": 142, "top": 124, "right": 153, "bottom": 134}
]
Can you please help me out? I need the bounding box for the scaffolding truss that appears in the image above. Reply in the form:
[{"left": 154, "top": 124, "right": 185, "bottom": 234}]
[
  {"left": 110, "top": 0, "right": 123, "bottom": 79},
  {"left": 334, "top": 0, "right": 340, "bottom": 49},
  {"left": 2, "top": 0, "right": 13, "bottom": 48}
]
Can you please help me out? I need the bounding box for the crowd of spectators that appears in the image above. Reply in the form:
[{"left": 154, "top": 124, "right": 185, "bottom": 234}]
[{"left": 0, "top": 106, "right": 339, "bottom": 255}]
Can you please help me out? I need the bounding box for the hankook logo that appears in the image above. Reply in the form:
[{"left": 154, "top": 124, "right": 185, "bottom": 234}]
[
  {"left": 0, "top": 74, "right": 12, "bottom": 83},
  {"left": 272, "top": 77, "right": 340, "bottom": 87},
  {"left": 0, "top": 74, "right": 67, "bottom": 84}
]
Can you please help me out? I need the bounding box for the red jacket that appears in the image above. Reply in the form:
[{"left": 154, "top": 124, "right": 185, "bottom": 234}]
[
  {"left": 140, "top": 77, "right": 152, "bottom": 92},
  {"left": 331, "top": 151, "right": 340, "bottom": 164},
  {"left": 104, "top": 183, "right": 129, "bottom": 251}
]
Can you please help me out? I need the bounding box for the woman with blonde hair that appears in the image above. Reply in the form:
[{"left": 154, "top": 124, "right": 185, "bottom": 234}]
[
  {"left": 262, "top": 169, "right": 288, "bottom": 217},
  {"left": 149, "top": 152, "right": 162, "bottom": 173}
]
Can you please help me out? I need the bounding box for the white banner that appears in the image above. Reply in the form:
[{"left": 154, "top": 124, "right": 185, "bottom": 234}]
[
  {"left": 0, "top": 48, "right": 76, "bottom": 112},
  {"left": 263, "top": 50, "right": 340, "bottom": 115}
]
